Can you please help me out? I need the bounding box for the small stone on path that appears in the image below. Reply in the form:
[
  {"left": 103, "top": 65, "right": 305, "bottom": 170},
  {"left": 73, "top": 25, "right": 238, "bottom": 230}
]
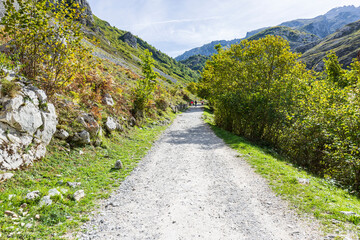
[
  {"left": 114, "top": 160, "right": 123, "bottom": 169},
  {"left": 73, "top": 190, "right": 85, "bottom": 202}
]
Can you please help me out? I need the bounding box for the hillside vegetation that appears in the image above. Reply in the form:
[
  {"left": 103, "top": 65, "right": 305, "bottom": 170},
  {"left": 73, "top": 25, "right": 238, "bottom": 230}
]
[
  {"left": 179, "top": 54, "right": 211, "bottom": 72},
  {"left": 198, "top": 35, "right": 360, "bottom": 193},
  {"left": 0, "top": 0, "right": 196, "bottom": 238},
  {"left": 300, "top": 20, "right": 360, "bottom": 70},
  {"left": 247, "top": 26, "right": 320, "bottom": 52}
]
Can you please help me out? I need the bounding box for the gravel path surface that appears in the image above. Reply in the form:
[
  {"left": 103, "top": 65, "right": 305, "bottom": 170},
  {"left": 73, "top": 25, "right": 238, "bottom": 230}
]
[{"left": 79, "top": 107, "right": 321, "bottom": 240}]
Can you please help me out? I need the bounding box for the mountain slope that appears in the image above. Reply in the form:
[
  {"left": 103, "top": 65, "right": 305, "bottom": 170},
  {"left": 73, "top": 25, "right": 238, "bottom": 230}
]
[
  {"left": 281, "top": 5, "right": 360, "bottom": 38},
  {"left": 176, "top": 5, "right": 360, "bottom": 62},
  {"left": 300, "top": 20, "right": 360, "bottom": 70},
  {"left": 179, "top": 54, "right": 211, "bottom": 72},
  {"left": 247, "top": 26, "right": 320, "bottom": 50},
  {"left": 83, "top": 16, "right": 199, "bottom": 84},
  {"left": 175, "top": 39, "right": 241, "bottom": 62}
]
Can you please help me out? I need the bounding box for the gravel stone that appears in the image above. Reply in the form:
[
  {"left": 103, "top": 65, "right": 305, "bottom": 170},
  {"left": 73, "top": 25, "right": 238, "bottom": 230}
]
[{"left": 79, "top": 107, "right": 322, "bottom": 239}]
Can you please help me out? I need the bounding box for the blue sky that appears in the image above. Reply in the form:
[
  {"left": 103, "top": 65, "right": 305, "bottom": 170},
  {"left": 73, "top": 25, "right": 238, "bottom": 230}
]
[{"left": 87, "top": 0, "right": 360, "bottom": 58}]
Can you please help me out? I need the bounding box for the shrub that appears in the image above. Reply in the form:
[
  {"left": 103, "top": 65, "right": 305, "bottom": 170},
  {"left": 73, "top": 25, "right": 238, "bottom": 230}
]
[
  {"left": 200, "top": 36, "right": 360, "bottom": 193},
  {"left": 0, "top": 78, "right": 21, "bottom": 98},
  {"left": 0, "top": 0, "right": 92, "bottom": 96}
]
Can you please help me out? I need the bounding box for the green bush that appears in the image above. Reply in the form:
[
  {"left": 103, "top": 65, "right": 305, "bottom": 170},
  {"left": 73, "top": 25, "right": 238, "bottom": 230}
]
[{"left": 199, "top": 36, "right": 360, "bottom": 193}]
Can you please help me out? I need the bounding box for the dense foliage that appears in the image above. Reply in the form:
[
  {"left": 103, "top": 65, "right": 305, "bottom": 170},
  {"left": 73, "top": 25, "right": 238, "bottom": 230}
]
[
  {"left": 199, "top": 35, "right": 360, "bottom": 192},
  {"left": 1, "top": 0, "right": 92, "bottom": 96}
]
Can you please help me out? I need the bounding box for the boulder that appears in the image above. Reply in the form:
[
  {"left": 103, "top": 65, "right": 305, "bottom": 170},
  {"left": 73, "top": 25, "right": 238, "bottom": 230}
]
[
  {"left": 48, "top": 188, "right": 62, "bottom": 197},
  {"left": 39, "top": 196, "right": 52, "bottom": 207},
  {"left": 25, "top": 191, "right": 40, "bottom": 200},
  {"left": 0, "top": 172, "right": 14, "bottom": 181},
  {"left": 119, "top": 32, "right": 137, "bottom": 48},
  {"left": 70, "top": 130, "right": 91, "bottom": 146},
  {"left": 170, "top": 105, "right": 177, "bottom": 113},
  {"left": 102, "top": 93, "right": 114, "bottom": 106},
  {"left": 73, "top": 190, "right": 85, "bottom": 201},
  {"left": 114, "top": 160, "right": 123, "bottom": 169},
  {"left": 0, "top": 80, "right": 57, "bottom": 170},
  {"left": 76, "top": 113, "right": 100, "bottom": 138},
  {"left": 54, "top": 129, "right": 70, "bottom": 140},
  {"left": 105, "top": 117, "right": 117, "bottom": 132}
]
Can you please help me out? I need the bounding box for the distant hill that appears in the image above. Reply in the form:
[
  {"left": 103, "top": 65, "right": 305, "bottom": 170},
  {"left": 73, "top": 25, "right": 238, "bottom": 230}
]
[
  {"left": 175, "top": 39, "right": 240, "bottom": 62},
  {"left": 300, "top": 20, "right": 360, "bottom": 71},
  {"left": 281, "top": 5, "right": 360, "bottom": 38},
  {"left": 179, "top": 54, "right": 211, "bottom": 72},
  {"left": 176, "top": 5, "right": 360, "bottom": 63},
  {"left": 247, "top": 26, "right": 320, "bottom": 50}
]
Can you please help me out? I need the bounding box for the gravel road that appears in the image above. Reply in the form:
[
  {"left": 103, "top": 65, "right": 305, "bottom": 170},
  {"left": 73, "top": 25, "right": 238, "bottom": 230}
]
[{"left": 79, "top": 107, "right": 321, "bottom": 240}]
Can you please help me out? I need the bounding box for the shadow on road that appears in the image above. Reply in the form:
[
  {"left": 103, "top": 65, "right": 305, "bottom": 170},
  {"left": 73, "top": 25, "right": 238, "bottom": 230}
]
[{"left": 164, "top": 106, "right": 223, "bottom": 149}]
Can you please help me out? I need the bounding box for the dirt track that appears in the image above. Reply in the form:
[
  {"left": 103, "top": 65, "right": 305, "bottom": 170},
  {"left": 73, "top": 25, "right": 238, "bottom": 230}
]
[{"left": 79, "top": 107, "right": 321, "bottom": 240}]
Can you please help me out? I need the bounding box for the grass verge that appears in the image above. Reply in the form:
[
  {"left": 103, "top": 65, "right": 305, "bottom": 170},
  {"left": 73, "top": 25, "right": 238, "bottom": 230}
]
[
  {"left": 0, "top": 113, "right": 176, "bottom": 239},
  {"left": 203, "top": 107, "right": 360, "bottom": 240}
]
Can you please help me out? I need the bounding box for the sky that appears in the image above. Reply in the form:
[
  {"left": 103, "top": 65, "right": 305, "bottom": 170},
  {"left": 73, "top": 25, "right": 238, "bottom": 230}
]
[{"left": 87, "top": 0, "right": 360, "bottom": 58}]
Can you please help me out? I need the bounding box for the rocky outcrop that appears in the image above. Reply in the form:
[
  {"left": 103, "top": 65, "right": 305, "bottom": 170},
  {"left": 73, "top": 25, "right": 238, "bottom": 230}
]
[
  {"left": 119, "top": 32, "right": 138, "bottom": 48},
  {"left": 0, "top": 74, "right": 57, "bottom": 170}
]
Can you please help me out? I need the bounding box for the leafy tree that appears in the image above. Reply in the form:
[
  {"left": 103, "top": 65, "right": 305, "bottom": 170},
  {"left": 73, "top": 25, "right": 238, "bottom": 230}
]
[
  {"left": 0, "top": 0, "right": 92, "bottom": 96},
  {"left": 324, "top": 51, "right": 348, "bottom": 88},
  {"left": 200, "top": 35, "right": 360, "bottom": 192},
  {"left": 132, "top": 49, "right": 159, "bottom": 118}
]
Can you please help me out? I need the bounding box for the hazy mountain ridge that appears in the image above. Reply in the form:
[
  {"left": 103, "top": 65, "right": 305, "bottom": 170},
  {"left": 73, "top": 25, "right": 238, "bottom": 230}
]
[
  {"left": 175, "top": 39, "right": 241, "bottom": 62},
  {"left": 300, "top": 20, "right": 360, "bottom": 70},
  {"left": 281, "top": 5, "right": 360, "bottom": 38},
  {"left": 247, "top": 26, "right": 320, "bottom": 50},
  {"left": 176, "top": 5, "right": 360, "bottom": 67}
]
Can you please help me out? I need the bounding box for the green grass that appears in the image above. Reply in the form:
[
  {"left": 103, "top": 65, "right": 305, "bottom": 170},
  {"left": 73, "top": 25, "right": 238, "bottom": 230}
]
[
  {"left": 0, "top": 115, "right": 175, "bottom": 239},
  {"left": 203, "top": 107, "right": 360, "bottom": 239}
]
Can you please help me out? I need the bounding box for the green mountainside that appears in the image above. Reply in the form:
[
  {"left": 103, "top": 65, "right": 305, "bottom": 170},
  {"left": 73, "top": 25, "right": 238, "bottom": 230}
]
[
  {"left": 300, "top": 20, "right": 360, "bottom": 70},
  {"left": 87, "top": 16, "right": 199, "bottom": 84},
  {"left": 247, "top": 26, "right": 320, "bottom": 50},
  {"left": 179, "top": 54, "right": 211, "bottom": 72},
  {"left": 174, "top": 39, "right": 241, "bottom": 62}
]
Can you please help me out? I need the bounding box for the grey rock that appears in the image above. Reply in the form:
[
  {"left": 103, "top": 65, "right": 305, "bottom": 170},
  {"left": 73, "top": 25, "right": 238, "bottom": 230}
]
[
  {"left": 76, "top": 113, "right": 100, "bottom": 138},
  {"left": 170, "top": 105, "right": 177, "bottom": 113},
  {"left": 71, "top": 130, "right": 91, "bottom": 146},
  {"left": 340, "top": 211, "right": 358, "bottom": 216},
  {"left": 39, "top": 196, "right": 52, "bottom": 207},
  {"left": 54, "top": 129, "right": 69, "bottom": 140},
  {"left": 105, "top": 117, "right": 117, "bottom": 132},
  {"left": 48, "top": 188, "right": 62, "bottom": 197},
  {"left": 25, "top": 223, "right": 33, "bottom": 229},
  {"left": 119, "top": 32, "right": 137, "bottom": 48},
  {"left": 25, "top": 191, "right": 40, "bottom": 200},
  {"left": 0, "top": 80, "right": 57, "bottom": 170},
  {"left": 0, "top": 172, "right": 14, "bottom": 181},
  {"left": 73, "top": 190, "right": 85, "bottom": 201},
  {"left": 67, "top": 182, "right": 82, "bottom": 188},
  {"left": 114, "top": 160, "right": 123, "bottom": 169},
  {"left": 116, "top": 123, "right": 124, "bottom": 132},
  {"left": 60, "top": 188, "right": 68, "bottom": 194},
  {"left": 129, "top": 117, "right": 136, "bottom": 127},
  {"left": 102, "top": 93, "right": 114, "bottom": 106},
  {"left": 8, "top": 194, "right": 15, "bottom": 200},
  {"left": 297, "top": 178, "right": 310, "bottom": 185}
]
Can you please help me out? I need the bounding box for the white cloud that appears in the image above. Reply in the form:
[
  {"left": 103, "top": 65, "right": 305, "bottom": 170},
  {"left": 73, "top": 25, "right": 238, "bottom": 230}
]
[{"left": 88, "top": 0, "right": 360, "bottom": 57}]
